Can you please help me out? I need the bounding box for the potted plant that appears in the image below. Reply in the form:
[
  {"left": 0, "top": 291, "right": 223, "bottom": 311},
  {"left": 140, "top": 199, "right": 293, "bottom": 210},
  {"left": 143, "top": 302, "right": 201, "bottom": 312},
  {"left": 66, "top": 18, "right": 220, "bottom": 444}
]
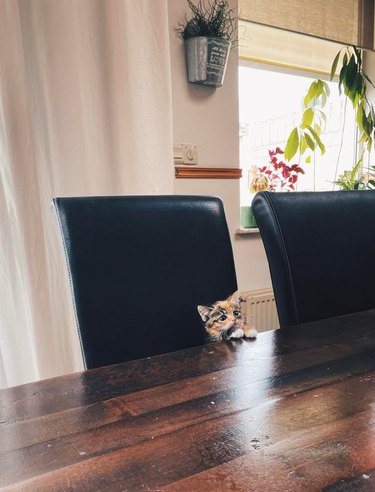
[
  {"left": 335, "top": 161, "right": 375, "bottom": 190},
  {"left": 252, "top": 147, "right": 305, "bottom": 192},
  {"left": 283, "top": 46, "right": 375, "bottom": 190},
  {"left": 177, "top": 0, "right": 237, "bottom": 87},
  {"left": 241, "top": 148, "right": 305, "bottom": 228}
]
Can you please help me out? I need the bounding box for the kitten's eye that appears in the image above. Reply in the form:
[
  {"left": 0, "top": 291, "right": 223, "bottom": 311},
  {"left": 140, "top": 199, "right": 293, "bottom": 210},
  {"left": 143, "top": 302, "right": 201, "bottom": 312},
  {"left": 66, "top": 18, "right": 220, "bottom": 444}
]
[
  {"left": 218, "top": 315, "right": 227, "bottom": 322},
  {"left": 233, "top": 310, "right": 241, "bottom": 318}
]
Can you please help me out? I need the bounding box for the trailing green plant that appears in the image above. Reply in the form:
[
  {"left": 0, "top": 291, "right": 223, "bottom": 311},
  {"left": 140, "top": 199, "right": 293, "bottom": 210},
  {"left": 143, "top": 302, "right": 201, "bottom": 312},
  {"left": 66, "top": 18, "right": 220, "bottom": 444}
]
[
  {"left": 284, "top": 45, "right": 375, "bottom": 190},
  {"left": 176, "top": 0, "right": 237, "bottom": 43},
  {"left": 332, "top": 46, "right": 375, "bottom": 148}
]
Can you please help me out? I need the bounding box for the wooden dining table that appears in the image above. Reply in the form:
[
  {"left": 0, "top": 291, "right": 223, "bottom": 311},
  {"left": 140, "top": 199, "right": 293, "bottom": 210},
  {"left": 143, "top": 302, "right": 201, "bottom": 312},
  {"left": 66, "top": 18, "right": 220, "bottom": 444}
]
[{"left": 1, "top": 309, "right": 375, "bottom": 491}]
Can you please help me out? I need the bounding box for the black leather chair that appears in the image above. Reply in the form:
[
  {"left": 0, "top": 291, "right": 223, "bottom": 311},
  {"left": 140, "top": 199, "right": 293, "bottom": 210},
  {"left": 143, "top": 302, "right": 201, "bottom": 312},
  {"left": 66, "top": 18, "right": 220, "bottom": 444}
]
[
  {"left": 252, "top": 190, "right": 375, "bottom": 329},
  {"left": 53, "top": 195, "right": 237, "bottom": 369}
]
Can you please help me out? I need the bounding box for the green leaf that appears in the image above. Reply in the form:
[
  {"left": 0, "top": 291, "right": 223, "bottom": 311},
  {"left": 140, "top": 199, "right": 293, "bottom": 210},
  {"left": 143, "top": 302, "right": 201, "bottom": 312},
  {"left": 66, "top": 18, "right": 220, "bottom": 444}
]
[
  {"left": 350, "top": 74, "right": 359, "bottom": 102},
  {"left": 355, "top": 74, "right": 364, "bottom": 96},
  {"left": 367, "top": 138, "right": 373, "bottom": 152},
  {"left": 284, "top": 127, "right": 300, "bottom": 161},
  {"left": 315, "top": 79, "right": 324, "bottom": 96},
  {"left": 356, "top": 101, "right": 364, "bottom": 131},
  {"left": 350, "top": 158, "right": 362, "bottom": 180},
  {"left": 304, "top": 132, "right": 315, "bottom": 151},
  {"left": 330, "top": 51, "right": 341, "bottom": 80},
  {"left": 305, "top": 155, "right": 312, "bottom": 164},
  {"left": 345, "top": 55, "right": 357, "bottom": 91},
  {"left": 323, "top": 81, "right": 330, "bottom": 98},
  {"left": 314, "top": 80, "right": 324, "bottom": 105},
  {"left": 338, "top": 64, "right": 348, "bottom": 94},
  {"left": 362, "top": 109, "right": 368, "bottom": 133},
  {"left": 317, "top": 110, "right": 327, "bottom": 124},
  {"left": 304, "top": 82, "right": 316, "bottom": 107},
  {"left": 301, "top": 108, "right": 314, "bottom": 129},
  {"left": 300, "top": 134, "right": 307, "bottom": 153},
  {"left": 367, "top": 113, "right": 374, "bottom": 135},
  {"left": 307, "top": 125, "right": 326, "bottom": 155},
  {"left": 314, "top": 123, "right": 321, "bottom": 136},
  {"left": 362, "top": 109, "right": 372, "bottom": 137}
]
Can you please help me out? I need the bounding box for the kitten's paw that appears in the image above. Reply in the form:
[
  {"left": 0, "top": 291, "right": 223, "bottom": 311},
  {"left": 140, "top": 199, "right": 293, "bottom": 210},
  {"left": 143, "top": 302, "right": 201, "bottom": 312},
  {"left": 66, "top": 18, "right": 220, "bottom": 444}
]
[
  {"left": 229, "top": 328, "right": 244, "bottom": 339},
  {"left": 244, "top": 326, "right": 257, "bottom": 338}
]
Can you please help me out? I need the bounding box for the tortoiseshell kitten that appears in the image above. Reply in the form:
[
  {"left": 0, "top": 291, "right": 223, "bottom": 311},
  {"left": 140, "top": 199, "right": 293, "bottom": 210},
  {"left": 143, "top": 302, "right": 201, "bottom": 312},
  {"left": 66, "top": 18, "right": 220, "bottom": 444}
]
[{"left": 197, "top": 291, "right": 257, "bottom": 342}]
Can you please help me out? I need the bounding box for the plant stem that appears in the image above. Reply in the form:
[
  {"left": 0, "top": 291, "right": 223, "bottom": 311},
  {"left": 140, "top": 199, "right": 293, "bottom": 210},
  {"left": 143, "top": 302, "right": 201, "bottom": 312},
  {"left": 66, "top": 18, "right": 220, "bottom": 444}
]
[{"left": 332, "top": 96, "right": 348, "bottom": 189}]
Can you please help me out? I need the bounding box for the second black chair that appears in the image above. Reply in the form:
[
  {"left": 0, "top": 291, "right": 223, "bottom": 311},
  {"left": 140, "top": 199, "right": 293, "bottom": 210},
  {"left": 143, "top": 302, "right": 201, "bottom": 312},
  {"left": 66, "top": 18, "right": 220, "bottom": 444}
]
[
  {"left": 53, "top": 195, "right": 237, "bottom": 369},
  {"left": 252, "top": 190, "right": 375, "bottom": 328}
]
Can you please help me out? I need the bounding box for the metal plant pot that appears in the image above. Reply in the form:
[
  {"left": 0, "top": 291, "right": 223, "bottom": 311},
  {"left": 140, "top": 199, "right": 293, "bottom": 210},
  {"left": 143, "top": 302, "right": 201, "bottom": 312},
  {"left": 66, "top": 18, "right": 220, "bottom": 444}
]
[{"left": 184, "top": 36, "right": 231, "bottom": 87}]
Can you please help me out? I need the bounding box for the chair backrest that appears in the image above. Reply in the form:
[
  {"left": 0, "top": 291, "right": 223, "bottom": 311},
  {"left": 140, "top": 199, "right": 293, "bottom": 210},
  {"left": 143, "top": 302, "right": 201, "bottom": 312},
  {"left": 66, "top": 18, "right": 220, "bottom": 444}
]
[
  {"left": 252, "top": 190, "right": 375, "bottom": 328},
  {"left": 53, "top": 195, "right": 237, "bottom": 369}
]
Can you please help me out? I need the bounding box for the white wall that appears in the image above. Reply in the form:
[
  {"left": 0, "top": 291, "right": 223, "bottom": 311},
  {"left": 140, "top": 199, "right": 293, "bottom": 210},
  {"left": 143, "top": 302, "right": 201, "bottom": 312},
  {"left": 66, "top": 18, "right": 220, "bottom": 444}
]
[{"left": 167, "top": 0, "right": 271, "bottom": 291}]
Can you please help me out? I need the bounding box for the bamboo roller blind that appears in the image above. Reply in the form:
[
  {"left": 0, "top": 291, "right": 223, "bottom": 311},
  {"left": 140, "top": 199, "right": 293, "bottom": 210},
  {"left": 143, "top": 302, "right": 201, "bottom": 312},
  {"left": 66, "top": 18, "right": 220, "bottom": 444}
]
[
  {"left": 239, "top": 0, "right": 374, "bottom": 50},
  {"left": 239, "top": 20, "right": 347, "bottom": 75}
]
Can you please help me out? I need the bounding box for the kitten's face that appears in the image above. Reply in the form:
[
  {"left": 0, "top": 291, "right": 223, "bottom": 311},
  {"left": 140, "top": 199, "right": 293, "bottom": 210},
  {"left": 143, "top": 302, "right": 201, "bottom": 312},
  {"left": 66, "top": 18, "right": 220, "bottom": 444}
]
[{"left": 198, "top": 294, "right": 244, "bottom": 341}]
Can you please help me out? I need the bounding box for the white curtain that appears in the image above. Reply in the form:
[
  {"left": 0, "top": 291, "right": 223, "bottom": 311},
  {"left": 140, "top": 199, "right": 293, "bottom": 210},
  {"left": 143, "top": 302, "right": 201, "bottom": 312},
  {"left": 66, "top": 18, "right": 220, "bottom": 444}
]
[{"left": 0, "top": 0, "right": 173, "bottom": 388}]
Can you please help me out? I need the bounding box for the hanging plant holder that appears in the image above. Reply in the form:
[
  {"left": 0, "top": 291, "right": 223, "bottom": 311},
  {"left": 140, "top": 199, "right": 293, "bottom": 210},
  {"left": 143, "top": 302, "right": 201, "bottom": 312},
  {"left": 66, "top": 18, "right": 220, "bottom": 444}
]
[{"left": 184, "top": 36, "right": 231, "bottom": 87}]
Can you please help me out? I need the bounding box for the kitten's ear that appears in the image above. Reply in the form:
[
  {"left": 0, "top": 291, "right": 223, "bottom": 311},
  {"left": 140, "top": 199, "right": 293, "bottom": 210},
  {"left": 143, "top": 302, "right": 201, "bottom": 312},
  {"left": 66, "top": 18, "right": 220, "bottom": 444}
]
[
  {"left": 228, "top": 290, "right": 245, "bottom": 304},
  {"left": 197, "top": 305, "right": 212, "bottom": 322}
]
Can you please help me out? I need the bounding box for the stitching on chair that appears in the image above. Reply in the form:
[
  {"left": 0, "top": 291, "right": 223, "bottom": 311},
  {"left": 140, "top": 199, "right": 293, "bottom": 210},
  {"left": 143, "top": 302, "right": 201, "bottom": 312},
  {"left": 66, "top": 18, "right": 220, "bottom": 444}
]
[
  {"left": 53, "top": 201, "right": 87, "bottom": 369},
  {"left": 263, "top": 193, "right": 300, "bottom": 325}
]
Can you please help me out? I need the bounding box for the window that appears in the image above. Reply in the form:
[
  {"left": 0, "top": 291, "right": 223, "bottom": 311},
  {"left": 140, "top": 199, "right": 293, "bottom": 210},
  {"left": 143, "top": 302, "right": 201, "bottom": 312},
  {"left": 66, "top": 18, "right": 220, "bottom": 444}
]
[{"left": 239, "top": 60, "right": 357, "bottom": 206}]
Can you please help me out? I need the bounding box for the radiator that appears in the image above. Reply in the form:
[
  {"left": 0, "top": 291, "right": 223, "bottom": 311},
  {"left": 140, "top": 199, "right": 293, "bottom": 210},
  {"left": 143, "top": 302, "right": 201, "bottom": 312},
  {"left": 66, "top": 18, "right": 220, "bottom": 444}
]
[{"left": 241, "top": 288, "right": 279, "bottom": 332}]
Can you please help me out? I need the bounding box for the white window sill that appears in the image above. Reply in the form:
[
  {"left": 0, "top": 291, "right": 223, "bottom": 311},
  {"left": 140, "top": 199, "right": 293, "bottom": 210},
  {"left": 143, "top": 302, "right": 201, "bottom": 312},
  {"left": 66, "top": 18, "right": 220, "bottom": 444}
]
[{"left": 235, "top": 228, "right": 260, "bottom": 236}]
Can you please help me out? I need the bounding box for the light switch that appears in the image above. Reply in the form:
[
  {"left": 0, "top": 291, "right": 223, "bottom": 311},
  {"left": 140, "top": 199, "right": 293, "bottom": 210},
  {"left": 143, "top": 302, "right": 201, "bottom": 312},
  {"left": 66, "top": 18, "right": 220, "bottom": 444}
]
[{"left": 182, "top": 144, "right": 198, "bottom": 164}]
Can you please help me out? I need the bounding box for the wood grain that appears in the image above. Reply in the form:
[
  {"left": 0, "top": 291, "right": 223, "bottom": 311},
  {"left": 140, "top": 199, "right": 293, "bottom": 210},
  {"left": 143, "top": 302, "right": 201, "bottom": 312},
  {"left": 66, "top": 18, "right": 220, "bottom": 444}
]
[
  {"left": 174, "top": 167, "right": 242, "bottom": 179},
  {"left": 1, "top": 309, "right": 375, "bottom": 490}
]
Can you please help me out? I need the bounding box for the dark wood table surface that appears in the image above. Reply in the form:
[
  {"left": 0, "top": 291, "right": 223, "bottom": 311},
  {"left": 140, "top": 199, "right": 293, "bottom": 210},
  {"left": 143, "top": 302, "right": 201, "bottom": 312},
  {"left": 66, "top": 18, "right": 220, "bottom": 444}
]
[{"left": 1, "top": 310, "right": 375, "bottom": 491}]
